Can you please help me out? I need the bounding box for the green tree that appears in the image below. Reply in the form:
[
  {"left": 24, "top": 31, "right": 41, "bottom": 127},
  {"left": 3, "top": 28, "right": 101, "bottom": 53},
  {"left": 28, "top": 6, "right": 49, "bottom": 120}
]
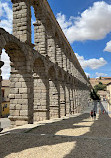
[
  {"left": 90, "top": 89, "right": 100, "bottom": 100},
  {"left": 94, "top": 82, "right": 106, "bottom": 93}
]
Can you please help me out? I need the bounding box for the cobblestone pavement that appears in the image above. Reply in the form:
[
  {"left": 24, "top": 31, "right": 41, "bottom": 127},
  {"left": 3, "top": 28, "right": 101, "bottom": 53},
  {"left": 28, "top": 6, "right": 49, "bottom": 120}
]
[{"left": 0, "top": 101, "right": 111, "bottom": 158}]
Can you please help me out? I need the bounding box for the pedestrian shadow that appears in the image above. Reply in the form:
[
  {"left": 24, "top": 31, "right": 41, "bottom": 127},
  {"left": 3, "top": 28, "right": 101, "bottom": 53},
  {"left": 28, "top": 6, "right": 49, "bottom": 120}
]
[
  {"left": 0, "top": 101, "right": 111, "bottom": 158},
  {"left": 93, "top": 100, "right": 97, "bottom": 112},
  {"left": 0, "top": 113, "right": 90, "bottom": 158},
  {"left": 64, "top": 101, "right": 111, "bottom": 158}
]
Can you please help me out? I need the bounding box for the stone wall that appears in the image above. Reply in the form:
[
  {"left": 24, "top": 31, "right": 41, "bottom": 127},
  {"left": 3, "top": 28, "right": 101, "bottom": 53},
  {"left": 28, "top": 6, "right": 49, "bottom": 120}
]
[{"left": 0, "top": 0, "right": 92, "bottom": 127}]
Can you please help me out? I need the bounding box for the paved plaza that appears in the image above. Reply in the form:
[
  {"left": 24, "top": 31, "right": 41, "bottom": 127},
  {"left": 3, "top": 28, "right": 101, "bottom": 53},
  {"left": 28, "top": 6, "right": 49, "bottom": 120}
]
[{"left": 0, "top": 101, "right": 111, "bottom": 158}]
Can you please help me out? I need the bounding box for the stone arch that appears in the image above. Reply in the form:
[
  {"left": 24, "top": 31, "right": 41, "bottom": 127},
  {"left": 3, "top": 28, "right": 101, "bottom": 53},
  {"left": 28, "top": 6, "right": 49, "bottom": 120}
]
[
  {"left": 0, "top": 0, "right": 91, "bottom": 127},
  {"left": 55, "top": 32, "right": 62, "bottom": 67},
  {"left": 65, "top": 48, "right": 68, "bottom": 72},
  {"left": 74, "top": 79, "right": 79, "bottom": 113},
  {"left": 45, "top": 18, "right": 56, "bottom": 63},
  {"left": 66, "top": 49, "right": 71, "bottom": 74},
  {"left": 33, "top": 2, "right": 47, "bottom": 55},
  {"left": 48, "top": 66, "right": 56, "bottom": 79},
  {"left": 0, "top": 29, "right": 28, "bottom": 58},
  {"left": 48, "top": 66, "right": 60, "bottom": 118},
  {"left": 58, "top": 69, "right": 63, "bottom": 80},
  {"left": 0, "top": 30, "right": 33, "bottom": 126},
  {"left": 68, "top": 76, "right": 72, "bottom": 114},
  {"left": 33, "top": 57, "right": 49, "bottom": 121},
  {"left": 58, "top": 69, "right": 66, "bottom": 117},
  {"left": 76, "top": 81, "right": 81, "bottom": 113},
  {"left": 64, "top": 73, "right": 68, "bottom": 83},
  {"left": 69, "top": 76, "right": 75, "bottom": 114},
  {"left": 63, "top": 73, "right": 69, "bottom": 115},
  {"left": 60, "top": 43, "right": 64, "bottom": 69},
  {"left": 61, "top": 43, "right": 66, "bottom": 71},
  {"left": 72, "top": 78, "right": 76, "bottom": 113}
]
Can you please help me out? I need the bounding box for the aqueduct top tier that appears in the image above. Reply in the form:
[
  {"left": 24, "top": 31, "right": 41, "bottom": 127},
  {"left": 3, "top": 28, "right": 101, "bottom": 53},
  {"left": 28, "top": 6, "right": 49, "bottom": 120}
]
[
  {"left": 0, "top": 0, "right": 92, "bottom": 126},
  {"left": 11, "top": 0, "right": 90, "bottom": 85}
]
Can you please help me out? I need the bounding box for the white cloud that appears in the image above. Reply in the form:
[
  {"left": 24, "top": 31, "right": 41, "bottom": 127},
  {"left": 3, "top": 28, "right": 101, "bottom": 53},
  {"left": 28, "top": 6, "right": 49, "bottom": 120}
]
[
  {"left": 85, "top": 72, "right": 90, "bottom": 77},
  {"left": 0, "top": 2, "right": 12, "bottom": 33},
  {"left": 75, "top": 53, "right": 107, "bottom": 69},
  {"left": 104, "top": 40, "right": 111, "bottom": 52},
  {"left": 56, "top": 13, "right": 72, "bottom": 31},
  {"left": 56, "top": 1, "right": 111, "bottom": 43},
  {"left": 95, "top": 72, "right": 108, "bottom": 77},
  {"left": 0, "top": 2, "right": 12, "bottom": 79},
  {"left": 1, "top": 49, "right": 11, "bottom": 80}
]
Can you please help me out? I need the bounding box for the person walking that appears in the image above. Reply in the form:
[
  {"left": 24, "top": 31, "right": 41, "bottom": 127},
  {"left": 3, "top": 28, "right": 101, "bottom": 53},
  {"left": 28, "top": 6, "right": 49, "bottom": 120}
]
[
  {"left": 99, "top": 109, "right": 101, "bottom": 115},
  {"left": 0, "top": 128, "right": 3, "bottom": 132},
  {"left": 103, "top": 109, "right": 105, "bottom": 114},
  {"left": 90, "top": 110, "right": 93, "bottom": 120},
  {"left": 94, "top": 111, "right": 96, "bottom": 120}
]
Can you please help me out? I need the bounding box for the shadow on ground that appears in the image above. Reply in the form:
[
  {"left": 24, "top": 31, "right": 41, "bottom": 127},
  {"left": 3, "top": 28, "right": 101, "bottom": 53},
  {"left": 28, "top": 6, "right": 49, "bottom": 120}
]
[
  {"left": 0, "top": 101, "right": 111, "bottom": 158},
  {"left": 64, "top": 101, "right": 111, "bottom": 158}
]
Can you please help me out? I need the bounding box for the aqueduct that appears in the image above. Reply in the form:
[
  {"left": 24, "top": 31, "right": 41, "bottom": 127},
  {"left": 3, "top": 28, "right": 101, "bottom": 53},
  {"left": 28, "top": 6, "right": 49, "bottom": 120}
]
[{"left": 0, "top": 0, "right": 92, "bottom": 127}]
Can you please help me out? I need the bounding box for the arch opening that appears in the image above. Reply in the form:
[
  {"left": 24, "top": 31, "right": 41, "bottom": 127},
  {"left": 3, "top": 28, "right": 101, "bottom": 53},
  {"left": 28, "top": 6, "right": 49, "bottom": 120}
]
[
  {"left": 48, "top": 66, "right": 60, "bottom": 118},
  {"left": 46, "top": 19, "right": 56, "bottom": 63},
  {"left": 58, "top": 70, "right": 66, "bottom": 117},
  {"left": 31, "top": 6, "right": 36, "bottom": 45},
  {"left": 0, "top": 41, "right": 33, "bottom": 127},
  {"left": 33, "top": 58, "right": 49, "bottom": 122}
]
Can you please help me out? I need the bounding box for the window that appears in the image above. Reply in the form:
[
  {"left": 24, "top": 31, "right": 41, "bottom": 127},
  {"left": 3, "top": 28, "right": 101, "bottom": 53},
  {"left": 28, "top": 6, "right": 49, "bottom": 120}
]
[{"left": 4, "top": 104, "right": 7, "bottom": 108}]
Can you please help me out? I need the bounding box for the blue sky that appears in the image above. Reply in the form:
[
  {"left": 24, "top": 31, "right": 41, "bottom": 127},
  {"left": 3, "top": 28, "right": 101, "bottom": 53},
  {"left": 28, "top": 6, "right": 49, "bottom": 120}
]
[{"left": 0, "top": 0, "right": 111, "bottom": 79}]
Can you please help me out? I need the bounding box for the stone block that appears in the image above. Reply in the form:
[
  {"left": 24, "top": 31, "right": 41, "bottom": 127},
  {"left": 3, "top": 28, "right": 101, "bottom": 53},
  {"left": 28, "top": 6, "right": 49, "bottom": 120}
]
[
  {"left": 10, "top": 88, "right": 19, "bottom": 94},
  {"left": 15, "top": 82, "right": 22, "bottom": 88},
  {"left": 20, "top": 110, "right": 28, "bottom": 116},
  {"left": 18, "top": 99, "right": 28, "bottom": 105},
  {"left": 10, "top": 104, "right": 16, "bottom": 110},
  {"left": 16, "top": 104, "right": 22, "bottom": 110},
  {"left": 10, "top": 99, "right": 18, "bottom": 104},
  {"left": 15, "top": 94, "right": 22, "bottom": 99},
  {"left": 9, "top": 94, "right": 15, "bottom": 99},
  {"left": 19, "top": 88, "right": 27, "bottom": 94},
  {"left": 15, "top": 120, "right": 28, "bottom": 126},
  {"left": 22, "top": 82, "right": 27, "bottom": 88},
  {"left": 10, "top": 110, "right": 19, "bottom": 116},
  {"left": 22, "top": 94, "right": 28, "bottom": 99},
  {"left": 21, "top": 105, "right": 27, "bottom": 110}
]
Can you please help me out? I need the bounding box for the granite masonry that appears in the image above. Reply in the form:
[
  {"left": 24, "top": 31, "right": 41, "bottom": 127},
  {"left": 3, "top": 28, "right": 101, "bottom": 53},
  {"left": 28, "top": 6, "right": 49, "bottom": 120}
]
[{"left": 0, "top": 0, "right": 92, "bottom": 127}]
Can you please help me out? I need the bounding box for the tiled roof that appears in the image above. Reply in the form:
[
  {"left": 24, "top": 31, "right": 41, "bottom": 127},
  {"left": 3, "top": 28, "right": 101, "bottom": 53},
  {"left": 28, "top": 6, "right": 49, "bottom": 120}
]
[{"left": 102, "top": 77, "right": 111, "bottom": 78}]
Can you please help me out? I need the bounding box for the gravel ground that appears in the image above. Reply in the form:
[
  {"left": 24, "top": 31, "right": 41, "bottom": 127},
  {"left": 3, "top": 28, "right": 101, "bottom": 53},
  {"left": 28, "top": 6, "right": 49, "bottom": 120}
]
[{"left": 0, "top": 101, "right": 111, "bottom": 158}]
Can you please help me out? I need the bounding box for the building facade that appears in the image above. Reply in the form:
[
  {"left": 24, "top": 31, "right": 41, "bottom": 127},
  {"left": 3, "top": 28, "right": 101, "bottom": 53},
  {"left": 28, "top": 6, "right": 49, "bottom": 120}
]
[
  {"left": 106, "top": 83, "right": 111, "bottom": 104},
  {"left": 97, "top": 90, "right": 107, "bottom": 101},
  {"left": 1, "top": 80, "right": 10, "bottom": 117}
]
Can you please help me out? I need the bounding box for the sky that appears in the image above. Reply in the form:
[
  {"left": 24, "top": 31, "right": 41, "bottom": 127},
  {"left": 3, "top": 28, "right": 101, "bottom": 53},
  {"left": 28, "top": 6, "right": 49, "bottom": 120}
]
[{"left": 0, "top": 0, "right": 111, "bottom": 79}]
